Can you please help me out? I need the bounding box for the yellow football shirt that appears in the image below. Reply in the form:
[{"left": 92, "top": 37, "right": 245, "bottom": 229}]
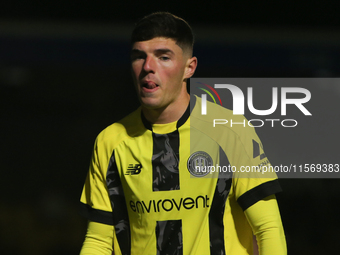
[{"left": 80, "top": 96, "right": 281, "bottom": 255}]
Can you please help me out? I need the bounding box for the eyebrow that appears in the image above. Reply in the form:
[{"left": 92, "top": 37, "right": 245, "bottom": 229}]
[
  {"left": 131, "top": 49, "right": 143, "bottom": 54},
  {"left": 154, "top": 48, "right": 175, "bottom": 55},
  {"left": 130, "top": 48, "right": 175, "bottom": 55}
]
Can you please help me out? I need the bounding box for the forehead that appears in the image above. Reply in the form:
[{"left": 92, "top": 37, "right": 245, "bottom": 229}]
[{"left": 132, "top": 37, "right": 183, "bottom": 53}]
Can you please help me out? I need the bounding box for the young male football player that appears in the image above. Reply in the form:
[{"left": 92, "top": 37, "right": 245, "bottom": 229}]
[{"left": 79, "top": 12, "right": 286, "bottom": 255}]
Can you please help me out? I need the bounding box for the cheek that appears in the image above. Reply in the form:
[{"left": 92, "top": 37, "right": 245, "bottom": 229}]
[
  {"left": 168, "top": 68, "right": 185, "bottom": 84},
  {"left": 166, "top": 65, "right": 184, "bottom": 79},
  {"left": 131, "top": 68, "right": 138, "bottom": 85},
  {"left": 131, "top": 63, "right": 142, "bottom": 76},
  {"left": 132, "top": 66, "right": 139, "bottom": 77}
]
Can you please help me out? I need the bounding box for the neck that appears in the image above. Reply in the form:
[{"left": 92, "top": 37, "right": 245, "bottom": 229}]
[{"left": 142, "top": 92, "right": 190, "bottom": 124}]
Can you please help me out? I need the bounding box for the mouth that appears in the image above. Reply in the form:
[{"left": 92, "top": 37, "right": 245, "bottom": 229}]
[{"left": 141, "top": 81, "right": 159, "bottom": 93}]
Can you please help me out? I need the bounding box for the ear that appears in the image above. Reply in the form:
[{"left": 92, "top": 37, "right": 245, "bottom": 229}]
[{"left": 184, "top": 56, "right": 198, "bottom": 79}]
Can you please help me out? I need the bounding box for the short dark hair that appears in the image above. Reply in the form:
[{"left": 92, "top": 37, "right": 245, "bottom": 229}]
[{"left": 131, "top": 12, "right": 194, "bottom": 55}]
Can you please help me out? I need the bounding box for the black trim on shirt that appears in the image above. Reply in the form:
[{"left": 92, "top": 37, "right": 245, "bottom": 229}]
[
  {"left": 141, "top": 110, "right": 152, "bottom": 131},
  {"left": 79, "top": 202, "right": 114, "bottom": 225},
  {"left": 189, "top": 94, "right": 197, "bottom": 113},
  {"left": 237, "top": 179, "right": 282, "bottom": 211},
  {"left": 176, "top": 102, "right": 191, "bottom": 129}
]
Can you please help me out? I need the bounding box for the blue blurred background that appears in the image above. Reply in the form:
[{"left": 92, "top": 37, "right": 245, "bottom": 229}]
[{"left": 1, "top": 1, "right": 339, "bottom": 254}]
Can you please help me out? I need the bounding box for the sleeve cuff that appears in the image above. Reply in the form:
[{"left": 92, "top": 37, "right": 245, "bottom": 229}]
[
  {"left": 80, "top": 202, "right": 114, "bottom": 225},
  {"left": 237, "top": 179, "right": 282, "bottom": 211}
]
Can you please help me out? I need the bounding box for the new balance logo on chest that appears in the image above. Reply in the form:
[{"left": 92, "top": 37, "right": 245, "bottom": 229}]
[{"left": 125, "top": 164, "right": 142, "bottom": 175}]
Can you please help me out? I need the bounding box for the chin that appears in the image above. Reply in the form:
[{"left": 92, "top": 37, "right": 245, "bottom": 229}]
[{"left": 140, "top": 98, "right": 163, "bottom": 110}]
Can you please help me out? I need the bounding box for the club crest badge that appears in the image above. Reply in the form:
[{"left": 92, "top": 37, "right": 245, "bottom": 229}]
[{"left": 187, "top": 151, "right": 213, "bottom": 177}]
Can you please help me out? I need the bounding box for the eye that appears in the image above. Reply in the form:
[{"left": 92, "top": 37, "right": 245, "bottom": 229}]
[
  {"left": 160, "top": 56, "right": 170, "bottom": 61},
  {"left": 131, "top": 54, "right": 144, "bottom": 61},
  {"left": 130, "top": 50, "right": 146, "bottom": 61}
]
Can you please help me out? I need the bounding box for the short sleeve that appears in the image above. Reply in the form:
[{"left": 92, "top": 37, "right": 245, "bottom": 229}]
[
  {"left": 230, "top": 128, "right": 282, "bottom": 211},
  {"left": 80, "top": 138, "right": 114, "bottom": 225}
]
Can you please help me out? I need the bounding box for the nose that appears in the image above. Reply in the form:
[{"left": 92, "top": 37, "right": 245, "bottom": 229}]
[{"left": 143, "top": 56, "right": 155, "bottom": 73}]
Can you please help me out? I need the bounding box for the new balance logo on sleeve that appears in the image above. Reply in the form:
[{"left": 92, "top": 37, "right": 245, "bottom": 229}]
[{"left": 125, "top": 164, "right": 142, "bottom": 175}]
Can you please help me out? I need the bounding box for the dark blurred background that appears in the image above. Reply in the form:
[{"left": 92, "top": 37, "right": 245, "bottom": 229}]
[{"left": 1, "top": 1, "right": 339, "bottom": 254}]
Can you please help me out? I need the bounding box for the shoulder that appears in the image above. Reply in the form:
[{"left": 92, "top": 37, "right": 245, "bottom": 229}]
[
  {"left": 95, "top": 107, "right": 144, "bottom": 149},
  {"left": 191, "top": 96, "right": 258, "bottom": 143},
  {"left": 191, "top": 95, "right": 265, "bottom": 165}
]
